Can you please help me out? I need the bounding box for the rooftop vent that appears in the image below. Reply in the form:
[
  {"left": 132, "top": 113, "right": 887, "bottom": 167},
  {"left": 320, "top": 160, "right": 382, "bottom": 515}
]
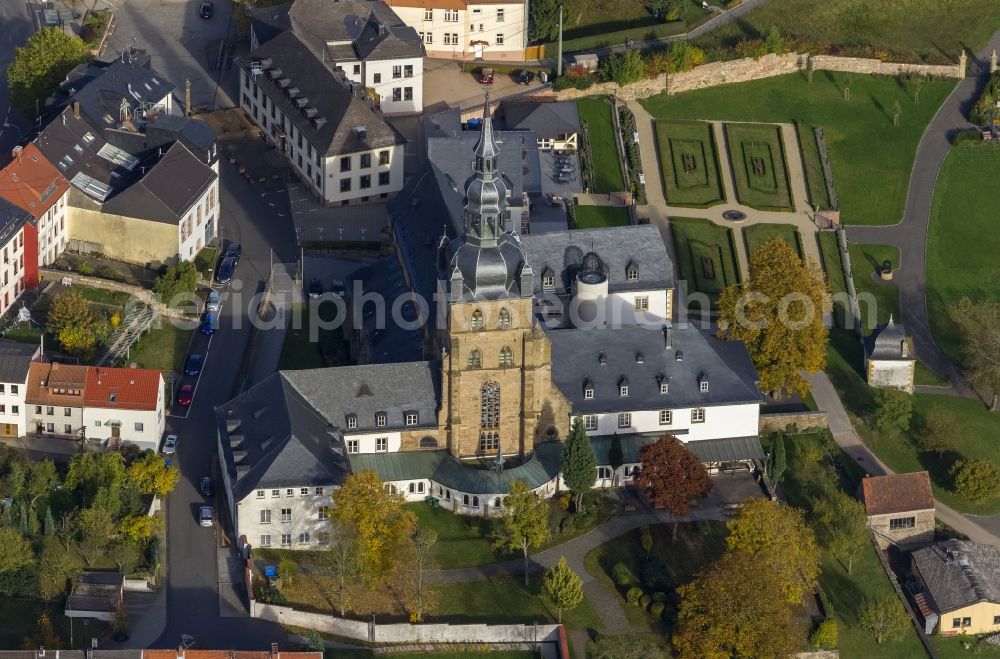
[
  {"left": 675, "top": 350, "right": 683, "bottom": 362},
  {"left": 635, "top": 352, "right": 644, "bottom": 364}
]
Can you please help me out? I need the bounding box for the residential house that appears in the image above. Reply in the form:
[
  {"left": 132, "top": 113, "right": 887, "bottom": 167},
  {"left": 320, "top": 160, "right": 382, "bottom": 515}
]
[
  {"left": 26, "top": 361, "right": 88, "bottom": 438},
  {"left": 0, "top": 196, "right": 36, "bottom": 317},
  {"left": 216, "top": 99, "right": 765, "bottom": 535},
  {"left": 861, "top": 471, "right": 935, "bottom": 548},
  {"left": 250, "top": 0, "right": 425, "bottom": 114},
  {"left": 35, "top": 54, "right": 219, "bottom": 265},
  {"left": 386, "top": 0, "right": 528, "bottom": 61},
  {"left": 237, "top": 31, "right": 406, "bottom": 206},
  {"left": 0, "top": 143, "right": 70, "bottom": 268},
  {"left": 0, "top": 341, "right": 40, "bottom": 438},
  {"left": 912, "top": 540, "right": 1000, "bottom": 635},
  {"left": 501, "top": 101, "right": 580, "bottom": 151},
  {"left": 864, "top": 315, "right": 915, "bottom": 393},
  {"left": 83, "top": 365, "right": 165, "bottom": 451}
]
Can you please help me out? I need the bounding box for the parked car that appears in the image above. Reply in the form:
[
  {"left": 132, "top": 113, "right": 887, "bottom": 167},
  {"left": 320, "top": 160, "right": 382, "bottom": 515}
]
[
  {"left": 184, "top": 354, "right": 204, "bottom": 376},
  {"left": 200, "top": 314, "right": 217, "bottom": 335},
  {"left": 308, "top": 278, "right": 323, "bottom": 299},
  {"left": 517, "top": 70, "right": 534, "bottom": 85},
  {"left": 200, "top": 477, "right": 215, "bottom": 497},
  {"left": 224, "top": 242, "right": 242, "bottom": 265},
  {"left": 199, "top": 506, "right": 215, "bottom": 527},
  {"left": 216, "top": 256, "right": 236, "bottom": 284},
  {"left": 205, "top": 289, "right": 221, "bottom": 313},
  {"left": 161, "top": 434, "right": 178, "bottom": 454},
  {"left": 199, "top": 1, "right": 214, "bottom": 18},
  {"left": 480, "top": 68, "right": 494, "bottom": 85},
  {"left": 178, "top": 384, "right": 194, "bottom": 406},
  {"left": 332, "top": 279, "right": 347, "bottom": 297}
]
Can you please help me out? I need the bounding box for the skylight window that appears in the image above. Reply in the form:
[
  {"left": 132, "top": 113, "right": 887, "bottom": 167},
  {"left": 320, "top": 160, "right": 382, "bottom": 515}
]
[
  {"left": 70, "top": 172, "right": 112, "bottom": 201},
  {"left": 82, "top": 132, "right": 95, "bottom": 145},
  {"left": 97, "top": 143, "right": 140, "bottom": 170}
]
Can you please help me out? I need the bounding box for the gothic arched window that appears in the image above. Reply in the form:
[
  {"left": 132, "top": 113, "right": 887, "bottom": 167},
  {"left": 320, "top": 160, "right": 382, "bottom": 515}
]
[
  {"left": 498, "top": 307, "right": 511, "bottom": 329},
  {"left": 499, "top": 346, "right": 513, "bottom": 368},
  {"left": 468, "top": 349, "right": 482, "bottom": 368},
  {"left": 481, "top": 381, "right": 500, "bottom": 429},
  {"left": 470, "top": 309, "right": 485, "bottom": 331}
]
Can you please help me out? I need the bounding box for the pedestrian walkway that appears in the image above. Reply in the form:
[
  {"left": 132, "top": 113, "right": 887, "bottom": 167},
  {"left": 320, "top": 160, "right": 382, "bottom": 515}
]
[{"left": 806, "top": 370, "right": 1000, "bottom": 546}]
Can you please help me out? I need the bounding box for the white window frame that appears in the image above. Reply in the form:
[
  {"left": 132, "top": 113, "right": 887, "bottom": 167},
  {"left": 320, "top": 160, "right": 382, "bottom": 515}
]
[
  {"left": 634, "top": 296, "right": 649, "bottom": 311},
  {"left": 691, "top": 408, "right": 706, "bottom": 423},
  {"left": 584, "top": 415, "right": 597, "bottom": 431},
  {"left": 260, "top": 509, "right": 271, "bottom": 524},
  {"left": 347, "top": 439, "right": 359, "bottom": 454},
  {"left": 405, "top": 412, "right": 418, "bottom": 426},
  {"left": 659, "top": 410, "right": 672, "bottom": 425},
  {"left": 617, "top": 412, "right": 631, "bottom": 428},
  {"left": 700, "top": 380, "right": 709, "bottom": 392},
  {"left": 376, "top": 437, "right": 388, "bottom": 452}
]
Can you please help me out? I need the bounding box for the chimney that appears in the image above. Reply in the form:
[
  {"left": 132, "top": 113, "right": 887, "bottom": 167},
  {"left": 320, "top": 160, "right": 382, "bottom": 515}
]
[
  {"left": 96, "top": 368, "right": 101, "bottom": 385},
  {"left": 12, "top": 146, "right": 22, "bottom": 164},
  {"left": 73, "top": 102, "right": 80, "bottom": 119},
  {"left": 663, "top": 322, "right": 672, "bottom": 350},
  {"left": 185, "top": 79, "right": 192, "bottom": 117}
]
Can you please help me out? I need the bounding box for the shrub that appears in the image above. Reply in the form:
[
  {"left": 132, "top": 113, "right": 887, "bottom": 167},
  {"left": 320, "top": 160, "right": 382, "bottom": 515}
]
[
  {"left": 971, "top": 71, "right": 1000, "bottom": 126},
  {"left": 652, "top": 591, "right": 667, "bottom": 603},
  {"left": 599, "top": 51, "right": 644, "bottom": 87},
  {"left": 639, "top": 594, "right": 651, "bottom": 609},
  {"left": 639, "top": 525, "right": 653, "bottom": 553},
  {"left": 97, "top": 265, "right": 118, "bottom": 280},
  {"left": 640, "top": 557, "right": 671, "bottom": 591},
  {"left": 259, "top": 586, "right": 287, "bottom": 605},
  {"left": 649, "top": 601, "right": 665, "bottom": 617},
  {"left": 278, "top": 558, "right": 297, "bottom": 586},
  {"left": 625, "top": 586, "right": 643, "bottom": 606},
  {"left": 76, "top": 260, "right": 94, "bottom": 276},
  {"left": 810, "top": 619, "right": 838, "bottom": 649},
  {"left": 952, "top": 459, "right": 1000, "bottom": 504},
  {"left": 611, "top": 562, "right": 634, "bottom": 587},
  {"left": 953, "top": 129, "right": 983, "bottom": 144}
]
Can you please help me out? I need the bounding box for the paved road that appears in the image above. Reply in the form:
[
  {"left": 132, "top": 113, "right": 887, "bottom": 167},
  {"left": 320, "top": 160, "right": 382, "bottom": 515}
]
[
  {"left": 0, "top": 0, "right": 36, "bottom": 155},
  {"left": 847, "top": 31, "right": 1000, "bottom": 394}
]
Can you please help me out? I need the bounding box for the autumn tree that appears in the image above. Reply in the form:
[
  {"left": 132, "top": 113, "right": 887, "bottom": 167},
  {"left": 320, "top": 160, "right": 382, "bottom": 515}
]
[
  {"left": 726, "top": 499, "right": 820, "bottom": 604},
  {"left": 119, "top": 515, "right": 160, "bottom": 544},
  {"left": 858, "top": 594, "right": 909, "bottom": 644},
  {"left": 494, "top": 479, "right": 551, "bottom": 586},
  {"left": 0, "top": 528, "right": 34, "bottom": 575},
  {"left": 127, "top": 452, "right": 180, "bottom": 497},
  {"left": 674, "top": 549, "right": 805, "bottom": 659},
  {"left": 26, "top": 459, "right": 58, "bottom": 504},
  {"left": 75, "top": 507, "right": 115, "bottom": 566},
  {"left": 404, "top": 526, "right": 438, "bottom": 622},
  {"left": 7, "top": 27, "right": 86, "bottom": 117},
  {"left": 561, "top": 417, "right": 596, "bottom": 512},
  {"left": 329, "top": 470, "right": 416, "bottom": 583},
  {"left": 21, "top": 613, "right": 61, "bottom": 650},
  {"left": 814, "top": 490, "right": 868, "bottom": 574},
  {"left": 636, "top": 435, "right": 712, "bottom": 540},
  {"left": 951, "top": 459, "right": 1000, "bottom": 504},
  {"left": 65, "top": 452, "right": 127, "bottom": 517},
  {"left": 589, "top": 636, "right": 666, "bottom": 659},
  {"left": 950, "top": 298, "right": 1000, "bottom": 409},
  {"left": 873, "top": 388, "right": 912, "bottom": 435},
  {"left": 153, "top": 261, "right": 200, "bottom": 306},
  {"left": 323, "top": 520, "right": 363, "bottom": 617},
  {"left": 37, "top": 540, "right": 74, "bottom": 604},
  {"left": 917, "top": 408, "right": 959, "bottom": 456},
  {"left": 717, "top": 237, "right": 828, "bottom": 396},
  {"left": 543, "top": 556, "right": 584, "bottom": 623},
  {"left": 47, "top": 289, "right": 99, "bottom": 358}
]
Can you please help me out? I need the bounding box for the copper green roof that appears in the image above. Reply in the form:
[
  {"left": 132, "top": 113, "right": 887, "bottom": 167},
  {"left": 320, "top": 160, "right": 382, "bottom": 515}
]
[
  {"left": 589, "top": 435, "right": 763, "bottom": 465},
  {"left": 349, "top": 442, "right": 563, "bottom": 494}
]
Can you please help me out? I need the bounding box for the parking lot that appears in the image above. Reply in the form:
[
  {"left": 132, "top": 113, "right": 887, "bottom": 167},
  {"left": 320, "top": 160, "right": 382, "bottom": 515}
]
[{"left": 423, "top": 58, "right": 548, "bottom": 110}]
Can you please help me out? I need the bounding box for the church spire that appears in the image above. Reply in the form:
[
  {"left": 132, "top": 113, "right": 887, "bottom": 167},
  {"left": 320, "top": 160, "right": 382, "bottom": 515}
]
[
  {"left": 463, "top": 92, "right": 507, "bottom": 248},
  {"left": 474, "top": 91, "right": 500, "bottom": 174}
]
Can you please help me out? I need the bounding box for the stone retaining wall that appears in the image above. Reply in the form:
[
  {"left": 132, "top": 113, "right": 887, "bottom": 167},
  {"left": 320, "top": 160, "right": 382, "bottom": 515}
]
[
  {"left": 759, "top": 411, "right": 829, "bottom": 434},
  {"left": 553, "top": 51, "right": 965, "bottom": 103}
]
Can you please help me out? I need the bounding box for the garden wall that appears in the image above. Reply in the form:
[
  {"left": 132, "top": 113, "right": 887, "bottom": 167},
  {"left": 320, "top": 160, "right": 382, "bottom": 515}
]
[
  {"left": 553, "top": 51, "right": 965, "bottom": 103},
  {"left": 252, "top": 602, "right": 562, "bottom": 645},
  {"left": 759, "top": 411, "right": 828, "bottom": 434}
]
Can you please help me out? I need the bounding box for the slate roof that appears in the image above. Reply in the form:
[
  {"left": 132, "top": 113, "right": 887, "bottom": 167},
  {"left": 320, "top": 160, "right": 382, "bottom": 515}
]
[
  {"left": 0, "top": 341, "right": 38, "bottom": 384},
  {"left": 520, "top": 224, "right": 674, "bottom": 296},
  {"left": 502, "top": 101, "right": 580, "bottom": 139},
  {"left": 57, "top": 56, "right": 175, "bottom": 129},
  {"left": 239, "top": 31, "right": 403, "bottom": 156},
  {"left": 589, "top": 434, "right": 764, "bottom": 464},
  {"left": 913, "top": 540, "right": 1000, "bottom": 612},
  {"left": 0, "top": 143, "right": 70, "bottom": 220},
  {"left": 249, "top": 2, "right": 291, "bottom": 47},
  {"left": 347, "top": 257, "right": 425, "bottom": 363},
  {"left": 281, "top": 361, "right": 440, "bottom": 432},
  {"left": 35, "top": 106, "right": 126, "bottom": 200},
  {"left": 215, "top": 374, "right": 351, "bottom": 501},
  {"left": 102, "top": 142, "right": 216, "bottom": 224},
  {"left": 287, "top": 0, "right": 423, "bottom": 62},
  {"left": 548, "top": 325, "right": 761, "bottom": 414},
  {"left": 861, "top": 472, "right": 934, "bottom": 516},
  {"left": 349, "top": 441, "right": 563, "bottom": 494},
  {"left": 0, "top": 197, "right": 32, "bottom": 247},
  {"left": 865, "top": 315, "right": 914, "bottom": 361},
  {"left": 84, "top": 365, "right": 162, "bottom": 411}
]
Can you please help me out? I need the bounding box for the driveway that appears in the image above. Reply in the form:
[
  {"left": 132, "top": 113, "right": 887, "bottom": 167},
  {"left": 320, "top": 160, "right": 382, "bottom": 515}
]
[{"left": 423, "top": 58, "right": 545, "bottom": 110}]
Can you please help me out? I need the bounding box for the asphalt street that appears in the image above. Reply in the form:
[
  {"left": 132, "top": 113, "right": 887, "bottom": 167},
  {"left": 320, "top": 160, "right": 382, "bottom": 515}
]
[{"left": 0, "top": 0, "right": 35, "bottom": 155}]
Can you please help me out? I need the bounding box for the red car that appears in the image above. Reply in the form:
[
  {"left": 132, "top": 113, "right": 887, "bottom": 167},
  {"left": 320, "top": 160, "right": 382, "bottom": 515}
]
[
  {"left": 480, "top": 68, "right": 494, "bottom": 85},
  {"left": 178, "top": 384, "right": 194, "bottom": 406}
]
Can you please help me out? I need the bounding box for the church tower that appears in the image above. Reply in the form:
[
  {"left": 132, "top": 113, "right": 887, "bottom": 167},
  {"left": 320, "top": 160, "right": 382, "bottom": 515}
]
[{"left": 437, "top": 95, "right": 569, "bottom": 459}]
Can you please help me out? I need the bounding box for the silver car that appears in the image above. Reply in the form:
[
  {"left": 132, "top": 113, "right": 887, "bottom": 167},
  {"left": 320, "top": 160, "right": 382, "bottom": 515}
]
[
  {"left": 205, "top": 289, "right": 221, "bottom": 313},
  {"left": 199, "top": 506, "right": 214, "bottom": 527}
]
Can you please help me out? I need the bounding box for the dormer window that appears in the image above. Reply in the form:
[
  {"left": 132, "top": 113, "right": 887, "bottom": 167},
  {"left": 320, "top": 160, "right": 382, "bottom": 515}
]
[
  {"left": 405, "top": 412, "right": 418, "bottom": 426},
  {"left": 346, "top": 414, "right": 358, "bottom": 430},
  {"left": 618, "top": 377, "right": 629, "bottom": 397},
  {"left": 660, "top": 382, "right": 669, "bottom": 394},
  {"left": 598, "top": 352, "right": 607, "bottom": 366},
  {"left": 583, "top": 379, "right": 594, "bottom": 400},
  {"left": 700, "top": 380, "right": 709, "bottom": 393},
  {"left": 375, "top": 412, "right": 387, "bottom": 428},
  {"left": 542, "top": 269, "right": 555, "bottom": 290},
  {"left": 635, "top": 352, "right": 644, "bottom": 364},
  {"left": 626, "top": 261, "right": 638, "bottom": 281},
  {"left": 109, "top": 393, "right": 116, "bottom": 403}
]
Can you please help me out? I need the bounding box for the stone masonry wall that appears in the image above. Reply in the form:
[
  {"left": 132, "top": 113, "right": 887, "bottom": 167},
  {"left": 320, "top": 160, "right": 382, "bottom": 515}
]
[
  {"left": 759, "top": 411, "right": 829, "bottom": 435},
  {"left": 553, "top": 51, "right": 965, "bottom": 103}
]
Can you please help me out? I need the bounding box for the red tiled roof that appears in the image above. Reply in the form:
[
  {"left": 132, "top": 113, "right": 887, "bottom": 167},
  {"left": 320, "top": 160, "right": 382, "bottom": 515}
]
[
  {"left": 84, "top": 366, "right": 162, "bottom": 411},
  {"left": 0, "top": 143, "right": 69, "bottom": 219},
  {"left": 26, "top": 361, "right": 89, "bottom": 406},
  {"left": 862, "top": 472, "right": 934, "bottom": 516}
]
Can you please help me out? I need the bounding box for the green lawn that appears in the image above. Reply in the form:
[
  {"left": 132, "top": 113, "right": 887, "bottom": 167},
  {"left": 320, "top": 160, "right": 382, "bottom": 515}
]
[
  {"left": 583, "top": 521, "right": 728, "bottom": 632},
  {"left": 932, "top": 636, "right": 1000, "bottom": 658},
  {"left": 73, "top": 285, "right": 134, "bottom": 307},
  {"left": 325, "top": 653, "right": 538, "bottom": 659},
  {"left": 194, "top": 246, "right": 220, "bottom": 280},
  {"left": 406, "top": 503, "right": 502, "bottom": 569},
  {"left": 817, "top": 231, "right": 848, "bottom": 328},
  {"left": 847, "top": 243, "right": 899, "bottom": 335},
  {"left": 826, "top": 329, "right": 1000, "bottom": 515},
  {"left": 279, "top": 302, "right": 349, "bottom": 370},
  {"left": 724, "top": 123, "right": 794, "bottom": 211},
  {"left": 121, "top": 321, "right": 192, "bottom": 376},
  {"left": 573, "top": 204, "right": 631, "bottom": 228},
  {"left": 914, "top": 361, "right": 948, "bottom": 387},
  {"left": 0, "top": 598, "right": 106, "bottom": 649},
  {"left": 742, "top": 223, "right": 802, "bottom": 258},
  {"left": 577, "top": 98, "right": 626, "bottom": 193},
  {"left": 654, "top": 120, "right": 725, "bottom": 207},
  {"left": 640, "top": 72, "right": 956, "bottom": 226},
  {"left": 669, "top": 217, "right": 741, "bottom": 301},
  {"left": 777, "top": 431, "right": 926, "bottom": 658},
  {"left": 435, "top": 577, "right": 601, "bottom": 631},
  {"left": 694, "top": 0, "right": 1000, "bottom": 64},
  {"left": 795, "top": 121, "right": 832, "bottom": 210},
  {"left": 926, "top": 143, "right": 1000, "bottom": 366}
]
